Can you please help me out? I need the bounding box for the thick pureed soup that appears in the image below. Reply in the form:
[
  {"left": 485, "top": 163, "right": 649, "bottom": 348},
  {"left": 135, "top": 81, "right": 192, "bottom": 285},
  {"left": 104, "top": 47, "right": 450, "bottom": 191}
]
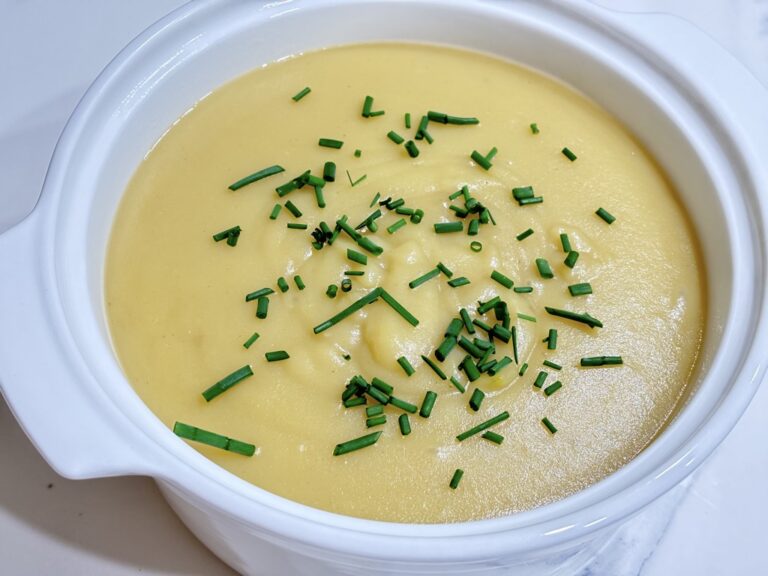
[{"left": 106, "top": 43, "right": 705, "bottom": 523}]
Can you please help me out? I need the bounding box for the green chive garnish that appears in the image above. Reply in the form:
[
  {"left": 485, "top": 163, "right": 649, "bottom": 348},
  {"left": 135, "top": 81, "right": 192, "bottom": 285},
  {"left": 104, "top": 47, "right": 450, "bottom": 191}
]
[
  {"left": 369, "top": 192, "right": 381, "bottom": 208},
  {"left": 544, "top": 381, "right": 562, "bottom": 396},
  {"left": 519, "top": 362, "right": 529, "bottom": 376},
  {"left": 445, "top": 318, "right": 463, "bottom": 338},
  {"left": 459, "top": 336, "right": 484, "bottom": 358},
  {"left": 519, "top": 196, "right": 543, "bottom": 206},
  {"left": 333, "top": 431, "right": 382, "bottom": 456},
  {"left": 434, "top": 222, "right": 464, "bottom": 234},
  {"left": 387, "top": 218, "right": 407, "bottom": 234},
  {"left": 409, "top": 267, "right": 441, "bottom": 289},
  {"left": 530, "top": 123, "right": 540, "bottom": 134},
  {"left": 269, "top": 204, "right": 282, "bottom": 220},
  {"left": 562, "top": 147, "right": 577, "bottom": 161},
  {"left": 435, "top": 336, "right": 458, "bottom": 362},
  {"left": 346, "top": 170, "right": 368, "bottom": 187},
  {"left": 469, "top": 388, "right": 485, "bottom": 411},
  {"left": 536, "top": 258, "right": 554, "bottom": 279},
  {"left": 513, "top": 286, "right": 533, "bottom": 294},
  {"left": 354, "top": 149, "right": 362, "bottom": 158},
  {"left": 460, "top": 308, "right": 475, "bottom": 334},
  {"left": 286, "top": 223, "right": 308, "bottom": 230},
  {"left": 256, "top": 296, "right": 270, "bottom": 319},
  {"left": 344, "top": 270, "right": 364, "bottom": 277},
  {"left": 265, "top": 350, "right": 289, "bottom": 362},
  {"left": 380, "top": 289, "right": 419, "bottom": 326},
  {"left": 512, "top": 186, "right": 535, "bottom": 201},
  {"left": 447, "top": 276, "right": 471, "bottom": 287},
  {"left": 399, "top": 413, "right": 411, "bottom": 436},
  {"left": 367, "top": 385, "right": 389, "bottom": 405},
  {"left": 427, "top": 111, "right": 480, "bottom": 125},
  {"left": 516, "top": 228, "right": 534, "bottom": 241},
  {"left": 201, "top": 365, "right": 254, "bottom": 402},
  {"left": 546, "top": 328, "right": 558, "bottom": 350},
  {"left": 293, "top": 275, "right": 305, "bottom": 291},
  {"left": 449, "top": 468, "right": 464, "bottom": 490},
  {"left": 467, "top": 219, "right": 480, "bottom": 236},
  {"left": 212, "top": 225, "right": 241, "bottom": 244},
  {"left": 456, "top": 411, "right": 510, "bottom": 441},
  {"left": 319, "top": 138, "right": 344, "bottom": 149},
  {"left": 344, "top": 396, "right": 366, "bottom": 408},
  {"left": 419, "top": 391, "right": 437, "bottom": 418},
  {"left": 569, "top": 282, "right": 593, "bottom": 296},
  {"left": 366, "top": 415, "right": 387, "bottom": 428},
  {"left": 542, "top": 417, "right": 558, "bottom": 434},
  {"left": 347, "top": 248, "right": 368, "bottom": 266},
  {"left": 450, "top": 375, "right": 466, "bottom": 393},
  {"left": 580, "top": 356, "right": 623, "bottom": 366},
  {"left": 405, "top": 113, "right": 411, "bottom": 129},
  {"left": 323, "top": 161, "right": 336, "bottom": 182},
  {"left": 564, "top": 251, "right": 580, "bottom": 268},
  {"left": 292, "top": 86, "right": 311, "bottom": 102},
  {"left": 243, "top": 332, "right": 260, "bottom": 349},
  {"left": 470, "top": 149, "right": 493, "bottom": 170},
  {"left": 437, "top": 262, "right": 454, "bottom": 277},
  {"left": 560, "top": 233, "right": 572, "bottom": 253},
  {"left": 387, "top": 131, "right": 405, "bottom": 145},
  {"left": 366, "top": 405, "right": 384, "bottom": 417},
  {"left": 533, "top": 371, "right": 548, "bottom": 389},
  {"left": 545, "top": 306, "right": 603, "bottom": 328},
  {"left": 361, "top": 95, "right": 374, "bottom": 117},
  {"left": 326, "top": 284, "right": 338, "bottom": 298},
  {"left": 491, "top": 270, "right": 514, "bottom": 289},
  {"left": 341, "top": 278, "right": 352, "bottom": 292},
  {"left": 277, "top": 277, "right": 289, "bottom": 293},
  {"left": 314, "top": 287, "right": 382, "bottom": 333},
  {"left": 477, "top": 296, "right": 500, "bottom": 315},
  {"left": 371, "top": 377, "right": 394, "bottom": 395},
  {"left": 488, "top": 356, "right": 512, "bottom": 376},
  {"left": 596, "top": 207, "right": 616, "bottom": 224},
  {"left": 245, "top": 287, "right": 274, "bottom": 302},
  {"left": 421, "top": 355, "right": 447, "bottom": 380},
  {"left": 470, "top": 241, "right": 483, "bottom": 252},
  {"left": 229, "top": 165, "right": 285, "bottom": 191},
  {"left": 482, "top": 431, "right": 504, "bottom": 444},
  {"left": 511, "top": 325, "right": 519, "bottom": 364},
  {"left": 517, "top": 313, "right": 537, "bottom": 323},
  {"left": 460, "top": 355, "right": 481, "bottom": 382},
  {"left": 173, "top": 422, "right": 255, "bottom": 456},
  {"left": 404, "top": 140, "right": 420, "bottom": 158},
  {"left": 397, "top": 356, "right": 415, "bottom": 376},
  {"left": 543, "top": 360, "right": 562, "bottom": 371}
]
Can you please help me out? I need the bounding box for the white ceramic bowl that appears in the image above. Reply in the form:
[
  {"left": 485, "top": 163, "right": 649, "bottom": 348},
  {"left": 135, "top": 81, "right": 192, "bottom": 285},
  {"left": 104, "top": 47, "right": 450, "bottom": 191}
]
[{"left": 1, "top": 1, "right": 767, "bottom": 574}]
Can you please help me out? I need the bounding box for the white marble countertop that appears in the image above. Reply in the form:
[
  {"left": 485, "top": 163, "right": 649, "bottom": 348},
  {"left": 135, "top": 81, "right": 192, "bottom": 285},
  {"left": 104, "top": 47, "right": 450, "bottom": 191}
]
[{"left": 1, "top": 1, "right": 766, "bottom": 574}]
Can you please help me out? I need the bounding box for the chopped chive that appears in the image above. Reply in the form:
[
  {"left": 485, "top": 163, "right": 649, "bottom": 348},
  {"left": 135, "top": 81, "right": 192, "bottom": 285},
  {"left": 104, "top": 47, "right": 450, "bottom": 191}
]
[
  {"left": 545, "top": 306, "right": 603, "bottom": 329},
  {"left": 560, "top": 233, "right": 572, "bottom": 253},
  {"left": 456, "top": 411, "right": 510, "bottom": 441},
  {"left": 292, "top": 86, "right": 311, "bottom": 102},
  {"left": 245, "top": 287, "right": 275, "bottom": 302},
  {"left": 543, "top": 360, "right": 562, "bottom": 371},
  {"left": 387, "top": 131, "right": 405, "bottom": 144},
  {"left": 427, "top": 111, "right": 480, "bottom": 125},
  {"left": 409, "top": 267, "right": 441, "bottom": 289},
  {"left": 354, "top": 149, "right": 362, "bottom": 158},
  {"left": 546, "top": 329, "right": 558, "bottom": 350},
  {"left": 277, "top": 277, "right": 289, "bottom": 293},
  {"left": 596, "top": 207, "right": 616, "bottom": 224},
  {"left": 472, "top": 319, "right": 492, "bottom": 335},
  {"left": 491, "top": 270, "right": 514, "bottom": 289},
  {"left": 411, "top": 209, "right": 425, "bottom": 224},
  {"left": 229, "top": 165, "right": 285, "bottom": 191},
  {"left": 542, "top": 417, "right": 558, "bottom": 434},
  {"left": 569, "top": 283, "right": 593, "bottom": 297},
  {"left": 243, "top": 332, "right": 260, "bottom": 349},
  {"left": 519, "top": 362, "right": 529, "bottom": 376},
  {"left": 470, "top": 149, "right": 493, "bottom": 170},
  {"left": 449, "top": 187, "right": 465, "bottom": 201},
  {"left": 449, "top": 468, "right": 464, "bottom": 490},
  {"left": 405, "top": 113, "right": 411, "bottom": 129},
  {"left": 536, "top": 258, "right": 554, "bottom": 279},
  {"left": 379, "top": 289, "right": 420, "bottom": 326},
  {"left": 434, "top": 221, "right": 464, "bottom": 234},
  {"left": 344, "top": 270, "right": 364, "bottom": 277},
  {"left": 530, "top": 122, "right": 540, "bottom": 134},
  {"left": 421, "top": 355, "right": 447, "bottom": 380},
  {"left": 385, "top": 197, "right": 405, "bottom": 210},
  {"left": 460, "top": 308, "right": 475, "bottom": 334},
  {"left": 395, "top": 206, "right": 415, "bottom": 216},
  {"left": 212, "top": 225, "right": 241, "bottom": 243},
  {"left": 366, "top": 415, "right": 387, "bottom": 428},
  {"left": 314, "top": 185, "right": 326, "bottom": 208},
  {"left": 435, "top": 336, "right": 458, "bottom": 362},
  {"left": 450, "top": 375, "right": 466, "bottom": 393},
  {"left": 488, "top": 356, "right": 512, "bottom": 376},
  {"left": 447, "top": 276, "right": 471, "bottom": 287},
  {"left": 293, "top": 275, "right": 305, "bottom": 290},
  {"left": 580, "top": 356, "right": 624, "bottom": 366},
  {"left": 269, "top": 204, "right": 282, "bottom": 220},
  {"left": 369, "top": 192, "right": 381, "bottom": 208},
  {"left": 306, "top": 174, "right": 325, "bottom": 188},
  {"left": 544, "top": 381, "right": 562, "bottom": 396},
  {"left": 469, "top": 388, "right": 485, "bottom": 411},
  {"left": 470, "top": 241, "right": 483, "bottom": 252},
  {"left": 173, "top": 422, "right": 255, "bottom": 456},
  {"left": 343, "top": 396, "right": 366, "bottom": 408},
  {"left": 265, "top": 350, "right": 289, "bottom": 362},
  {"left": 399, "top": 413, "right": 411, "bottom": 436},
  {"left": 319, "top": 138, "right": 343, "bottom": 149},
  {"left": 367, "top": 385, "right": 389, "bottom": 405},
  {"left": 564, "top": 251, "right": 580, "bottom": 268},
  {"left": 256, "top": 296, "right": 270, "bottom": 319},
  {"left": 371, "top": 377, "right": 394, "bottom": 395},
  {"left": 519, "top": 196, "right": 544, "bottom": 206},
  {"left": 445, "top": 318, "right": 464, "bottom": 338},
  {"left": 415, "top": 115, "right": 430, "bottom": 140},
  {"left": 341, "top": 278, "right": 352, "bottom": 292},
  {"left": 483, "top": 431, "right": 504, "bottom": 445},
  {"left": 460, "top": 355, "right": 481, "bottom": 382},
  {"left": 326, "top": 284, "right": 338, "bottom": 298},
  {"left": 201, "top": 365, "right": 254, "bottom": 402},
  {"left": 361, "top": 95, "right": 374, "bottom": 117},
  {"left": 562, "top": 147, "right": 577, "bottom": 161},
  {"left": 449, "top": 204, "right": 469, "bottom": 218},
  {"left": 314, "top": 288, "right": 382, "bottom": 333},
  {"left": 512, "top": 186, "right": 535, "bottom": 201},
  {"left": 357, "top": 235, "right": 384, "bottom": 256},
  {"left": 404, "top": 140, "right": 420, "bottom": 158},
  {"left": 419, "top": 391, "right": 437, "bottom": 418},
  {"left": 387, "top": 218, "right": 407, "bottom": 234},
  {"left": 287, "top": 223, "right": 308, "bottom": 230},
  {"left": 347, "top": 249, "right": 368, "bottom": 265},
  {"left": 534, "top": 371, "right": 548, "bottom": 389},
  {"left": 366, "top": 405, "right": 384, "bottom": 417},
  {"left": 516, "top": 228, "right": 534, "bottom": 241},
  {"left": 491, "top": 325, "right": 511, "bottom": 343},
  {"left": 389, "top": 395, "right": 418, "bottom": 414},
  {"left": 511, "top": 325, "right": 519, "bottom": 364},
  {"left": 333, "top": 431, "right": 382, "bottom": 456},
  {"left": 323, "top": 161, "right": 336, "bottom": 182},
  {"left": 459, "top": 336, "right": 484, "bottom": 358},
  {"left": 517, "top": 313, "right": 537, "bottom": 323},
  {"left": 436, "top": 262, "right": 454, "bottom": 278},
  {"left": 467, "top": 218, "right": 480, "bottom": 236},
  {"left": 477, "top": 296, "right": 500, "bottom": 315},
  {"left": 397, "top": 356, "right": 415, "bottom": 376},
  {"left": 346, "top": 170, "right": 367, "bottom": 187}
]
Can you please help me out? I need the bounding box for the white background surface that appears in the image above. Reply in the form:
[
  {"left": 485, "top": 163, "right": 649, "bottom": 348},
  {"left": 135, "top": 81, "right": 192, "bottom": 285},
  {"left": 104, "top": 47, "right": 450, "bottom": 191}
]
[{"left": 1, "top": 1, "right": 767, "bottom": 574}]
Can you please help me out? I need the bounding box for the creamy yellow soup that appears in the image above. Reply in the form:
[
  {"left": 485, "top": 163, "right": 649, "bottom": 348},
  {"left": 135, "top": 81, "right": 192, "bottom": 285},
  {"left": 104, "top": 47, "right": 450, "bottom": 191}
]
[{"left": 106, "top": 44, "right": 704, "bottom": 523}]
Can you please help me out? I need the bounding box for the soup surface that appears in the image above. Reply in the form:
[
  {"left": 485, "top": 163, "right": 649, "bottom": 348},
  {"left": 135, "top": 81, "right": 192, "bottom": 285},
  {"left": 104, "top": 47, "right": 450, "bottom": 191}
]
[{"left": 106, "top": 43, "right": 705, "bottom": 523}]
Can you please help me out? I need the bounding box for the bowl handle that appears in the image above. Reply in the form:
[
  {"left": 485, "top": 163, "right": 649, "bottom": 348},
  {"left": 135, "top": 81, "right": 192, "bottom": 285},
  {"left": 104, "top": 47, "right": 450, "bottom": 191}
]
[{"left": 0, "top": 214, "right": 164, "bottom": 479}]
